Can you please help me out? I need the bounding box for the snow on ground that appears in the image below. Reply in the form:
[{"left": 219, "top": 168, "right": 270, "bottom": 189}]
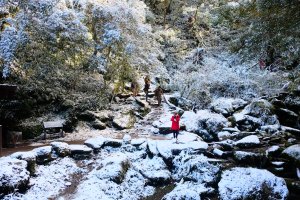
[
  {"left": 218, "top": 167, "right": 289, "bottom": 200},
  {"left": 71, "top": 151, "right": 155, "bottom": 200},
  {"left": 0, "top": 157, "right": 29, "bottom": 189},
  {"left": 22, "top": 157, "right": 84, "bottom": 200},
  {"left": 162, "top": 181, "right": 209, "bottom": 200}
]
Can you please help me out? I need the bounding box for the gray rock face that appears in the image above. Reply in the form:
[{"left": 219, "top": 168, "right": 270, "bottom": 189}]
[
  {"left": 0, "top": 157, "right": 30, "bottom": 194},
  {"left": 218, "top": 167, "right": 289, "bottom": 200}
]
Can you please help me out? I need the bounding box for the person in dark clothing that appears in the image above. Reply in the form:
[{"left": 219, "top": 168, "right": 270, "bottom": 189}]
[
  {"left": 154, "top": 85, "right": 163, "bottom": 106},
  {"left": 171, "top": 111, "right": 180, "bottom": 143},
  {"left": 143, "top": 75, "right": 151, "bottom": 101},
  {"left": 131, "top": 80, "right": 139, "bottom": 97}
]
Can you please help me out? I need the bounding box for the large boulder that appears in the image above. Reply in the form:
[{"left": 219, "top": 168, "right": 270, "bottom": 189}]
[
  {"left": 133, "top": 156, "right": 171, "bottom": 186},
  {"left": 244, "top": 99, "right": 274, "bottom": 117},
  {"left": 275, "top": 108, "right": 299, "bottom": 128},
  {"left": 10, "top": 151, "right": 37, "bottom": 175},
  {"left": 282, "top": 144, "right": 300, "bottom": 165},
  {"left": 91, "top": 120, "right": 106, "bottom": 130},
  {"left": 197, "top": 110, "right": 229, "bottom": 136},
  {"left": 104, "top": 138, "right": 123, "bottom": 148},
  {"left": 172, "top": 152, "right": 220, "bottom": 185},
  {"left": 210, "top": 98, "right": 247, "bottom": 116},
  {"left": 234, "top": 151, "right": 268, "bottom": 167},
  {"left": 33, "top": 146, "right": 54, "bottom": 164},
  {"left": 218, "top": 167, "right": 289, "bottom": 200},
  {"left": 233, "top": 99, "right": 280, "bottom": 131},
  {"left": 51, "top": 142, "right": 71, "bottom": 157},
  {"left": 69, "top": 145, "right": 93, "bottom": 159},
  {"left": 94, "top": 153, "right": 129, "bottom": 184},
  {"left": 156, "top": 140, "right": 208, "bottom": 162},
  {"left": 84, "top": 136, "right": 106, "bottom": 150},
  {"left": 112, "top": 113, "right": 135, "bottom": 130},
  {"left": 0, "top": 157, "right": 30, "bottom": 194},
  {"left": 181, "top": 110, "right": 228, "bottom": 139}
]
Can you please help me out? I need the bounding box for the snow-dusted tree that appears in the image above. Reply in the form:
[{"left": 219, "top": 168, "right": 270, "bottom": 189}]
[
  {"left": 0, "top": 0, "right": 162, "bottom": 97},
  {"left": 218, "top": 0, "right": 300, "bottom": 68}
]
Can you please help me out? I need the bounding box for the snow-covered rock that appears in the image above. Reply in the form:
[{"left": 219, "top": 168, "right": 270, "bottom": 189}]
[
  {"left": 147, "top": 139, "right": 159, "bottom": 155},
  {"left": 181, "top": 111, "right": 199, "bottom": 132},
  {"left": 244, "top": 99, "right": 274, "bottom": 117},
  {"left": 197, "top": 110, "right": 229, "bottom": 135},
  {"left": 131, "top": 138, "right": 146, "bottom": 146},
  {"left": 162, "top": 181, "right": 212, "bottom": 200},
  {"left": 23, "top": 157, "right": 82, "bottom": 199},
  {"left": 95, "top": 153, "right": 129, "bottom": 184},
  {"left": 282, "top": 144, "right": 300, "bottom": 163},
  {"left": 113, "top": 113, "right": 135, "bottom": 130},
  {"left": 10, "top": 151, "right": 37, "bottom": 175},
  {"left": 172, "top": 152, "right": 220, "bottom": 184},
  {"left": 214, "top": 139, "right": 234, "bottom": 151},
  {"left": 234, "top": 99, "right": 279, "bottom": 131},
  {"left": 218, "top": 131, "right": 238, "bottom": 140},
  {"left": 0, "top": 157, "right": 30, "bottom": 194},
  {"left": 165, "top": 131, "right": 201, "bottom": 143},
  {"left": 10, "top": 151, "right": 36, "bottom": 162},
  {"left": 33, "top": 146, "right": 53, "bottom": 164},
  {"left": 156, "top": 140, "right": 208, "bottom": 161},
  {"left": 260, "top": 124, "right": 281, "bottom": 134},
  {"left": 218, "top": 167, "right": 289, "bottom": 200},
  {"left": 69, "top": 145, "right": 93, "bottom": 156},
  {"left": 91, "top": 119, "right": 106, "bottom": 130},
  {"left": 133, "top": 156, "right": 171, "bottom": 186},
  {"left": 104, "top": 138, "right": 123, "bottom": 147},
  {"left": 234, "top": 135, "right": 260, "bottom": 148},
  {"left": 210, "top": 97, "right": 247, "bottom": 116},
  {"left": 123, "top": 134, "right": 132, "bottom": 144},
  {"left": 51, "top": 142, "right": 71, "bottom": 157},
  {"left": 213, "top": 148, "right": 224, "bottom": 157},
  {"left": 84, "top": 136, "right": 106, "bottom": 150},
  {"left": 234, "top": 151, "right": 267, "bottom": 167},
  {"left": 73, "top": 168, "right": 155, "bottom": 200},
  {"left": 266, "top": 145, "right": 281, "bottom": 157}
]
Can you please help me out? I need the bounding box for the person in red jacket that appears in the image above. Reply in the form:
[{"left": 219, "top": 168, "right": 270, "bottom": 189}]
[{"left": 171, "top": 111, "right": 180, "bottom": 143}]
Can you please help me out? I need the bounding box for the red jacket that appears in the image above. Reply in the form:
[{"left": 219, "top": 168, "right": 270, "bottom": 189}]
[{"left": 171, "top": 115, "right": 180, "bottom": 130}]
